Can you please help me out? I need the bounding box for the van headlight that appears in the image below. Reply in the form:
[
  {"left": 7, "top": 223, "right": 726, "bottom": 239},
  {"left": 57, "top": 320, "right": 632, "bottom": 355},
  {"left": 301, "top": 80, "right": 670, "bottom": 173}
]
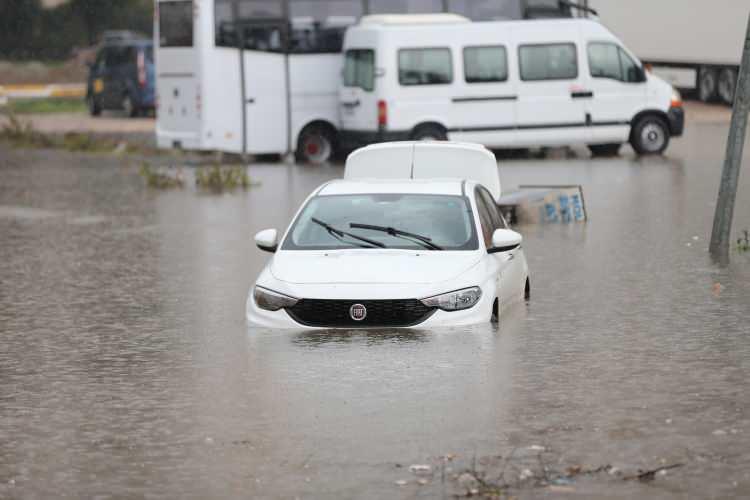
[
  {"left": 253, "top": 286, "right": 299, "bottom": 311},
  {"left": 420, "top": 287, "right": 482, "bottom": 311}
]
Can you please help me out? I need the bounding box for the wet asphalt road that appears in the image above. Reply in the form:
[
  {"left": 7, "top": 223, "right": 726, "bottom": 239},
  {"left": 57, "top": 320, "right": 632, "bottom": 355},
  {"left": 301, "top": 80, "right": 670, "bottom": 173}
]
[{"left": 1, "top": 119, "right": 750, "bottom": 499}]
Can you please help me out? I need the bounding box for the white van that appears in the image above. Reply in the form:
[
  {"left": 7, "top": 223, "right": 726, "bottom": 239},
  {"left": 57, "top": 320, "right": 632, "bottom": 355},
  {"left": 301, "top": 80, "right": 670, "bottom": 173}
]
[{"left": 339, "top": 15, "right": 684, "bottom": 156}]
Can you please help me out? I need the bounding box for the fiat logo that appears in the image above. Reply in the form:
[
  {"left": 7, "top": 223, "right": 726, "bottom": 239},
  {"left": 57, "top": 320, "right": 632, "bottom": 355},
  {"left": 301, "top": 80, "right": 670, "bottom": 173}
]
[{"left": 349, "top": 303, "right": 367, "bottom": 321}]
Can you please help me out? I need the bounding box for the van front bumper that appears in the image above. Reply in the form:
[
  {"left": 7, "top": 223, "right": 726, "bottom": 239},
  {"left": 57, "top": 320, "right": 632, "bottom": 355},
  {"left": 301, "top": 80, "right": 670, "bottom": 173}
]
[
  {"left": 668, "top": 106, "right": 684, "bottom": 137},
  {"left": 339, "top": 129, "right": 411, "bottom": 150}
]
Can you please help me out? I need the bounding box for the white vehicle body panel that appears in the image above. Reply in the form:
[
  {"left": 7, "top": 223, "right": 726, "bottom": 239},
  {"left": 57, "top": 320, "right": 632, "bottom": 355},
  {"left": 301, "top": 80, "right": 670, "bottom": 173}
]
[
  {"left": 247, "top": 142, "right": 528, "bottom": 329},
  {"left": 344, "top": 142, "right": 501, "bottom": 201},
  {"left": 340, "top": 17, "right": 676, "bottom": 149}
]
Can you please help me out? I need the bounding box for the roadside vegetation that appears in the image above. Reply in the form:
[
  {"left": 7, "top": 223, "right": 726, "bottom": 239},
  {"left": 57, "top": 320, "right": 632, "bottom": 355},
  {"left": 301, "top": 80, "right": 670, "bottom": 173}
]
[
  {"left": 139, "top": 161, "right": 257, "bottom": 193},
  {"left": 738, "top": 230, "right": 750, "bottom": 253},
  {"left": 5, "top": 97, "right": 87, "bottom": 115}
]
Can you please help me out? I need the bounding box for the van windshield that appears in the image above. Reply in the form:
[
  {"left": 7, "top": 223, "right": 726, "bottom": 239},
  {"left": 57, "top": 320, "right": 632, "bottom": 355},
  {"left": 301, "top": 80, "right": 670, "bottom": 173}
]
[
  {"left": 283, "top": 194, "right": 478, "bottom": 251},
  {"left": 343, "top": 49, "right": 375, "bottom": 91}
]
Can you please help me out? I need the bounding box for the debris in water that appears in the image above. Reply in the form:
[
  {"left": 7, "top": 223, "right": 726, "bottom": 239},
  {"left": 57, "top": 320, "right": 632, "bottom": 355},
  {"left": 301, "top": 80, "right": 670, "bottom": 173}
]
[
  {"left": 409, "top": 464, "right": 432, "bottom": 475},
  {"left": 519, "top": 468, "right": 534, "bottom": 481},
  {"left": 457, "top": 472, "right": 478, "bottom": 491},
  {"left": 395, "top": 479, "right": 408, "bottom": 486},
  {"left": 713, "top": 429, "right": 727, "bottom": 436},
  {"left": 527, "top": 445, "right": 545, "bottom": 452},
  {"left": 623, "top": 463, "right": 684, "bottom": 482}
]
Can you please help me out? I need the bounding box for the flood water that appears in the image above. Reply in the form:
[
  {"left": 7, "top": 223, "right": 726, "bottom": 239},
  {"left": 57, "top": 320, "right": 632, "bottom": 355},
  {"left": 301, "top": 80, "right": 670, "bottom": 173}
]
[{"left": 1, "top": 121, "right": 750, "bottom": 499}]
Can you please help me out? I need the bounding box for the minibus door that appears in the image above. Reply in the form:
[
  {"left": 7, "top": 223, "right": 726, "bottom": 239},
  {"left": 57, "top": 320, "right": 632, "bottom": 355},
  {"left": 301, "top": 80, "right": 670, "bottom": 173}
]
[
  {"left": 515, "top": 42, "right": 590, "bottom": 146},
  {"left": 340, "top": 49, "right": 378, "bottom": 134},
  {"left": 239, "top": 21, "right": 289, "bottom": 155}
]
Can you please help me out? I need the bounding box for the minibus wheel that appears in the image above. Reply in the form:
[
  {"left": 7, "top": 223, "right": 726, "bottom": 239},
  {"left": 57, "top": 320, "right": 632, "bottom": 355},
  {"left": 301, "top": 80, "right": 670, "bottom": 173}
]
[
  {"left": 411, "top": 124, "right": 447, "bottom": 141},
  {"left": 588, "top": 143, "right": 621, "bottom": 157},
  {"left": 630, "top": 115, "right": 670, "bottom": 155},
  {"left": 296, "top": 125, "right": 334, "bottom": 165}
]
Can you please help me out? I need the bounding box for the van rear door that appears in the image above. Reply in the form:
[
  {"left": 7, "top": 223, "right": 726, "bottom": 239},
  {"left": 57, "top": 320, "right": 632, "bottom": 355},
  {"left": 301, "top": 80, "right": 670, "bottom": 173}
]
[{"left": 340, "top": 48, "right": 378, "bottom": 133}]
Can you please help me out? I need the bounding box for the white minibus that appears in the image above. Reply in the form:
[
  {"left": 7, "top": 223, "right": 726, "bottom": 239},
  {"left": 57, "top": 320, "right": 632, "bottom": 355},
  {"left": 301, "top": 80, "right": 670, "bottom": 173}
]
[
  {"left": 339, "top": 16, "right": 684, "bottom": 156},
  {"left": 154, "top": 0, "right": 587, "bottom": 163}
]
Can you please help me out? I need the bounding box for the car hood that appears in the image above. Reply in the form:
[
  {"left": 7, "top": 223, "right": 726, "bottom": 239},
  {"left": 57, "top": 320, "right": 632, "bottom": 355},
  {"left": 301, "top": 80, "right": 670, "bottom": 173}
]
[{"left": 270, "top": 249, "right": 482, "bottom": 285}]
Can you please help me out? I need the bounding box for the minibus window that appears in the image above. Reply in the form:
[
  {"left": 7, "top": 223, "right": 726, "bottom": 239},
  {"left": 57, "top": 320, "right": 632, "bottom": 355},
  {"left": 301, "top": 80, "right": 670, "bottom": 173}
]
[
  {"left": 398, "top": 48, "right": 453, "bottom": 86},
  {"left": 619, "top": 49, "right": 641, "bottom": 83},
  {"left": 464, "top": 46, "right": 508, "bottom": 83},
  {"left": 519, "top": 43, "right": 577, "bottom": 81},
  {"left": 344, "top": 49, "right": 375, "bottom": 91},
  {"left": 159, "top": 1, "right": 194, "bottom": 48},
  {"left": 215, "top": 0, "right": 238, "bottom": 48},
  {"left": 289, "top": 1, "right": 361, "bottom": 53}
]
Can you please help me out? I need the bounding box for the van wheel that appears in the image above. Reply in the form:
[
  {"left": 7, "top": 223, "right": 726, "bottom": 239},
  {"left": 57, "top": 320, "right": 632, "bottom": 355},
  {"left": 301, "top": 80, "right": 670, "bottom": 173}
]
[
  {"left": 630, "top": 115, "right": 670, "bottom": 155},
  {"left": 296, "top": 125, "right": 334, "bottom": 165},
  {"left": 698, "top": 67, "right": 718, "bottom": 102},
  {"left": 87, "top": 95, "right": 101, "bottom": 116},
  {"left": 588, "top": 143, "right": 621, "bottom": 157},
  {"left": 718, "top": 67, "right": 738, "bottom": 106},
  {"left": 122, "top": 94, "right": 138, "bottom": 118},
  {"left": 411, "top": 124, "right": 447, "bottom": 141}
]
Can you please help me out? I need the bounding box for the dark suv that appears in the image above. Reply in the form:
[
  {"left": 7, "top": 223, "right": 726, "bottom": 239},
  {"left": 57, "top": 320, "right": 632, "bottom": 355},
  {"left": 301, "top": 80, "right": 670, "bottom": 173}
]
[{"left": 86, "top": 38, "right": 155, "bottom": 117}]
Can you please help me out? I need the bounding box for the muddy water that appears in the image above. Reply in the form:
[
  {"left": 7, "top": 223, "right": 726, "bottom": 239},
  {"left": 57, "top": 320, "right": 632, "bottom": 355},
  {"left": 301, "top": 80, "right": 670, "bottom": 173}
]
[{"left": 1, "top": 122, "right": 750, "bottom": 499}]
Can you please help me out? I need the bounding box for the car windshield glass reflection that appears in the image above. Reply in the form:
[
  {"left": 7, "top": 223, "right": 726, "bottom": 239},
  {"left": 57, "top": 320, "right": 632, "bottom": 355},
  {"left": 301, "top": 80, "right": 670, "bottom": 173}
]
[{"left": 283, "top": 194, "right": 478, "bottom": 251}]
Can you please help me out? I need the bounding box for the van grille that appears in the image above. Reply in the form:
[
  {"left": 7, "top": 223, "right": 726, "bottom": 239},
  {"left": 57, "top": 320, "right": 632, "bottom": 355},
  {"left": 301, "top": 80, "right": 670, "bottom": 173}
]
[{"left": 286, "top": 299, "right": 435, "bottom": 328}]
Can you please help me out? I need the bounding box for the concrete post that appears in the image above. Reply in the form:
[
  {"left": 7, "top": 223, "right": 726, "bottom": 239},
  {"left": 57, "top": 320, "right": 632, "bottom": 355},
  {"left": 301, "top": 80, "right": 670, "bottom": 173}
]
[{"left": 709, "top": 13, "right": 750, "bottom": 263}]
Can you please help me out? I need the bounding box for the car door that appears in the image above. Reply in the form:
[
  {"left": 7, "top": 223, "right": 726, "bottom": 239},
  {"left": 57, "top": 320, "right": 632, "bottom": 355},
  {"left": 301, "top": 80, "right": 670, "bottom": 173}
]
[
  {"left": 477, "top": 187, "right": 524, "bottom": 304},
  {"left": 585, "top": 42, "right": 647, "bottom": 144}
]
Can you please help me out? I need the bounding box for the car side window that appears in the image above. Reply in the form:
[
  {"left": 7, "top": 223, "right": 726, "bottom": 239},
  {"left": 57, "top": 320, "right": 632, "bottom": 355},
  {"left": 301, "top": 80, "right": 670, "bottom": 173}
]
[
  {"left": 478, "top": 187, "right": 507, "bottom": 230},
  {"left": 475, "top": 190, "right": 495, "bottom": 248}
]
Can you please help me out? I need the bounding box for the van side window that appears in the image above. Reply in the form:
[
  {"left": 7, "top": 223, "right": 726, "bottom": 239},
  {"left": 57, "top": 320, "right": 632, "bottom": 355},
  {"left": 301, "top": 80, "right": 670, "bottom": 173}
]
[
  {"left": 463, "top": 46, "right": 508, "bottom": 83},
  {"left": 519, "top": 43, "right": 577, "bottom": 81},
  {"left": 398, "top": 48, "right": 453, "bottom": 86},
  {"left": 343, "top": 49, "right": 375, "bottom": 91}
]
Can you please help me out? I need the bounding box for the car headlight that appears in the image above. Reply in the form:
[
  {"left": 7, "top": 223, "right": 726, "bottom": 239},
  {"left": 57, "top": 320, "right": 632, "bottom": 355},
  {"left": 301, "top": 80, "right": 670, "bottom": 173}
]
[
  {"left": 253, "top": 286, "right": 299, "bottom": 311},
  {"left": 420, "top": 286, "right": 482, "bottom": 311}
]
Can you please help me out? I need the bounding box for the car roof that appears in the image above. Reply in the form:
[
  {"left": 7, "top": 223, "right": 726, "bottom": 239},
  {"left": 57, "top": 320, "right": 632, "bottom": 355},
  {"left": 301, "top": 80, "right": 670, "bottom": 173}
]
[{"left": 317, "top": 178, "right": 467, "bottom": 197}]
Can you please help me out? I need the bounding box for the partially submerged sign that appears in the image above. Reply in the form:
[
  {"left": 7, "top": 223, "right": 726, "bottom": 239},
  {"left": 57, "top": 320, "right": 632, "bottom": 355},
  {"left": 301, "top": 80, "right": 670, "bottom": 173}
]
[
  {"left": 498, "top": 185, "right": 587, "bottom": 224},
  {"left": 344, "top": 141, "right": 501, "bottom": 200}
]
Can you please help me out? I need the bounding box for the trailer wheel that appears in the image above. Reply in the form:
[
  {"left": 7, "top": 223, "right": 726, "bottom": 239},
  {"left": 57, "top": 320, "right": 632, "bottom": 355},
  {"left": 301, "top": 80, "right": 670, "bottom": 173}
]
[
  {"left": 630, "top": 115, "right": 670, "bottom": 155},
  {"left": 718, "top": 67, "right": 738, "bottom": 106},
  {"left": 296, "top": 124, "right": 334, "bottom": 165},
  {"left": 588, "top": 143, "right": 621, "bottom": 157},
  {"left": 698, "top": 67, "right": 718, "bottom": 103},
  {"left": 411, "top": 124, "right": 447, "bottom": 141}
]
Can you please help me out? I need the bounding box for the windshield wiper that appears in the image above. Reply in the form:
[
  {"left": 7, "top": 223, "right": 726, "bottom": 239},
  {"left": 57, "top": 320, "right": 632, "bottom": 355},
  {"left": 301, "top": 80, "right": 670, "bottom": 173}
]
[
  {"left": 349, "top": 223, "right": 443, "bottom": 250},
  {"left": 311, "top": 218, "right": 385, "bottom": 249}
]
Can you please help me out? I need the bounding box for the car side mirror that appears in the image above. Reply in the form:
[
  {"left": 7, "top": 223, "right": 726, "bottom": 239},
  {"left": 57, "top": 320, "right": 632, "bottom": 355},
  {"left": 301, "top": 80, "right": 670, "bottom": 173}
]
[
  {"left": 255, "top": 228, "right": 278, "bottom": 253},
  {"left": 488, "top": 229, "right": 522, "bottom": 254}
]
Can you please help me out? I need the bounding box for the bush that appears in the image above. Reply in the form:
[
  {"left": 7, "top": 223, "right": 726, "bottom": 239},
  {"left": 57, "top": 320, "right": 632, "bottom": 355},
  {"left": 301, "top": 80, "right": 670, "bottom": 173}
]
[{"left": 195, "top": 165, "right": 253, "bottom": 192}]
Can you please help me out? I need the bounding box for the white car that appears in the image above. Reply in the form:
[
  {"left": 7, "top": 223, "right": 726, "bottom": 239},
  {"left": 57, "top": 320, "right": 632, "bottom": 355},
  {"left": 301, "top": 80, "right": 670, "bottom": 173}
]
[{"left": 246, "top": 142, "right": 530, "bottom": 329}]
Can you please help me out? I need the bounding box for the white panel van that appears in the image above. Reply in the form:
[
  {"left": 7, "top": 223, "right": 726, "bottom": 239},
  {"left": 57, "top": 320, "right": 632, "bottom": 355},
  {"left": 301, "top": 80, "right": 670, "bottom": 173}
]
[{"left": 339, "top": 16, "right": 684, "bottom": 156}]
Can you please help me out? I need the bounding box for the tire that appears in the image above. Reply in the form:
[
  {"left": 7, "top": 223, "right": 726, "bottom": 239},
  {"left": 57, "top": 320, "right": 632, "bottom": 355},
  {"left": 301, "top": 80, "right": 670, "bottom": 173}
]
[
  {"left": 122, "top": 94, "right": 138, "bottom": 118},
  {"left": 411, "top": 124, "right": 447, "bottom": 141},
  {"left": 630, "top": 115, "right": 670, "bottom": 155},
  {"left": 295, "top": 124, "right": 334, "bottom": 165},
  {"left": 697, "top": 66, "right": 718, "bottom": 103},
  {"left": 588, "top": 143, "right": 621, "bottom": 157},
  {"left": 718, "top": 67, "right": 738, "bottom": 106},
  {"left": 87, "top": 94, "right": 101, "bottom": 116}
]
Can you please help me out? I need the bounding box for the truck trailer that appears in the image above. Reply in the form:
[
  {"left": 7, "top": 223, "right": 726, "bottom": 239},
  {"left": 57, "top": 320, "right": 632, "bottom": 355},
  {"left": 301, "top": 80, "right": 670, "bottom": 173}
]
[{"left": 585, "top": 0, "right": 749, "bottom": 105}]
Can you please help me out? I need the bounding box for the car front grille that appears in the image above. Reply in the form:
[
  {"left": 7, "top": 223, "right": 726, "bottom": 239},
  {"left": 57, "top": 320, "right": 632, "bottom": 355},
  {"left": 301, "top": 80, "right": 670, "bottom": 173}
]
[{"left": 285, "top": 299, "right": 436, "bottom": 328}]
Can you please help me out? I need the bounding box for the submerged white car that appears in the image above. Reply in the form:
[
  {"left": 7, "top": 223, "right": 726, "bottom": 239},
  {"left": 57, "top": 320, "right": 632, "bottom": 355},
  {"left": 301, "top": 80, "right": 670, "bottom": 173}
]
[{"left": 247, "top": 142, "right": 529, "bottom": 328}]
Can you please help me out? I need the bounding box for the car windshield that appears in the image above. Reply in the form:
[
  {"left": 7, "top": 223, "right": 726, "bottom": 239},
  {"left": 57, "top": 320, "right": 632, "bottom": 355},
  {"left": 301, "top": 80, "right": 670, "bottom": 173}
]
[{"left": 282, "top": 194, "right": 478, "bottom": 251}]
